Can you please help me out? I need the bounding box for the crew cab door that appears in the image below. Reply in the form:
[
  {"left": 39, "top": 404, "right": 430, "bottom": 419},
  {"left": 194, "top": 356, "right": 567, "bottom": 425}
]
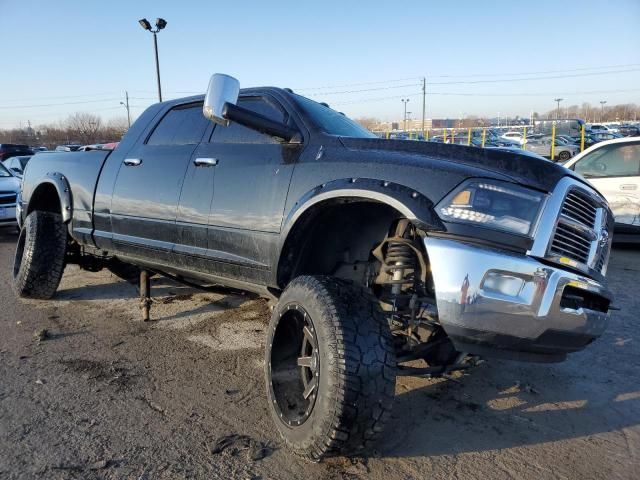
[
  {"left": 189, "top": 95, "right": 301, "bottom": 284},
  {"left": 572, "top": 141, "right": 640, "bottom": 227},
  {"left": 109, "top": 102, "right": 210, "bottom": 262}
]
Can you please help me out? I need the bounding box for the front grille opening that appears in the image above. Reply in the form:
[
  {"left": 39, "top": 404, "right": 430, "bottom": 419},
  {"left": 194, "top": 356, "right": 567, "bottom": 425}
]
[
  {"left": 560, "top": 286, "right": 610, "bottom": 313},
  {"left": 0, "top": 194, "right": 17, "bottom": 205},
  {"left": 550, "top": 223, "right": 591, "bottom": 264},
  {"left": 561, "top": 190, "right": 598, "bottom": 227}
]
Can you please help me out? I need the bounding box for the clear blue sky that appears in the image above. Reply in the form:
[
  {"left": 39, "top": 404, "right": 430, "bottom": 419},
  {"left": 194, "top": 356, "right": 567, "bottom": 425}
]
[{"left": 0, "top": 0, "right": 639, "bottom": 128}]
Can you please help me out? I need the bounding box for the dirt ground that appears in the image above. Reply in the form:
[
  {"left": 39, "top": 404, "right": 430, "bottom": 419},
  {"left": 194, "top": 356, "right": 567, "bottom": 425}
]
[{"left": 0, "top": 229, "right": 639, "bottom": 480}]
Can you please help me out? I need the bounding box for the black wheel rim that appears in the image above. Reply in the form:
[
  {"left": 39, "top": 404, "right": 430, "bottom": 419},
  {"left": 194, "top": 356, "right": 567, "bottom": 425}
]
[{"left": 269, "top": 303, "right": 320, "bottom": 426}]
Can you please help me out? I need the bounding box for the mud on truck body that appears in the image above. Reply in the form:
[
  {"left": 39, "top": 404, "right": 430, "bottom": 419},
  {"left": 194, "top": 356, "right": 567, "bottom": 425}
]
[{"left": 14, "top": 74, "right": 614, "bottom": 460}]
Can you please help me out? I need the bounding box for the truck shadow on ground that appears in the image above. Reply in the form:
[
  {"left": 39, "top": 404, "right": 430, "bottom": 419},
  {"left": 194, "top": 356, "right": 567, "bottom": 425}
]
[{"left": 379, "top": 330, "right": 639, "bottom": 458}]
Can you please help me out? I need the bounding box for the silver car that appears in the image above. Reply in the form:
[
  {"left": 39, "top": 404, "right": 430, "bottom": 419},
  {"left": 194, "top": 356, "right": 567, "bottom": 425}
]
[{"left": 526, "top": 136, "right": 580, "bottom": 161}]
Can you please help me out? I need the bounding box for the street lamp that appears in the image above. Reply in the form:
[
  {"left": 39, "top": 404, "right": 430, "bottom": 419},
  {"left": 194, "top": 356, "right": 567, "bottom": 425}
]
[
  {"left": 554, "top": 98, "right": 563, "bottom": 120},
  {"left": 139, "top": 17, "right": 167, "bottom": 102},
  {"left": 401, "top": 99, "right": 410, "bottom": 132},
  {"left": 600, "top": 100, "right": 607, "bottom": 122},
  {"left": 120, "top": 91, "right": 131, "bottom": 129}
]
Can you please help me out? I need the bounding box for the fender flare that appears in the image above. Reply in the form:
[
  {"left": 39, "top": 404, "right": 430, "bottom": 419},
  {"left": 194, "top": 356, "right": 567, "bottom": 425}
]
[
  {"left": 281, "top": 178, "right": 444, "bottom": 241},
  {"left": 28, "top": 172, "right": 73, "bottom": 224}
]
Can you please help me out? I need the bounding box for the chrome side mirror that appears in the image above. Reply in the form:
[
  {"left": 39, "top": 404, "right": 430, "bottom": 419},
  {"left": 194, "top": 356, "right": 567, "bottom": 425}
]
[{"left": 203, "top": 73, "right": 240, "bottom": 126}]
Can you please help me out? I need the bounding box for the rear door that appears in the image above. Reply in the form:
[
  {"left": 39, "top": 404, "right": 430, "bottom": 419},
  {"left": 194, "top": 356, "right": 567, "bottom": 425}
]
[
  {"left": 109, "top": 102, "right": 210, "bottom": 262},
  {"left": 573, "top": 141, "right": 640, "bottom": 227}
]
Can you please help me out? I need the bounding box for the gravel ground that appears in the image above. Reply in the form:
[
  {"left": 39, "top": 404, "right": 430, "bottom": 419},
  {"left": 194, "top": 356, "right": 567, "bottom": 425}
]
[{"left": 0, "top": 229, "right": 639, "bottom": 480}]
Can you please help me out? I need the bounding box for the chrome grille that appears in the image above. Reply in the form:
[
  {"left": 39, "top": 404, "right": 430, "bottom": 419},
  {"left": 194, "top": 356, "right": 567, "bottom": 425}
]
[{"left": 547, "top": 186, "right": 612, "bottom": 275}]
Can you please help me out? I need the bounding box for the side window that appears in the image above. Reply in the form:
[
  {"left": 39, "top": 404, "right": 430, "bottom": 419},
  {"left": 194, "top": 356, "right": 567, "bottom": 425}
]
[
  {"left": 209, "top": 97, "right": 287, "bottom": 144},
  {"left": 147, "top": 103, "right": 210, "bottom": 146},
  {"left": 574, "top": 143, "right": 640, "bottom": 178}
]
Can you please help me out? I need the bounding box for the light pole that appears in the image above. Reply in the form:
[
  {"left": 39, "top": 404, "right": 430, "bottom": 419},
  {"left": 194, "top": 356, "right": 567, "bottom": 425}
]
[
  {"left": 401, "top": 99, "right": 410, "bottom": 132},
  {"left": 600, "top": 100, "right": 607, "bottom": 122},
  {"left": 139, "top": 18, "right": 167, "bottom": 102},
  {"left": 120, "top": 91, "right": 131, "bottom": 129},
  {"left": 554, "top": 98, "right": 563, "bottom": 120}
]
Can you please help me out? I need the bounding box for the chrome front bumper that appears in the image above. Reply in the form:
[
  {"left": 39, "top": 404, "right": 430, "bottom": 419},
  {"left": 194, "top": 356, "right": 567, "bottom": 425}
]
[{"left": 425, "top": 237, "right": 612, "bottom": 362}]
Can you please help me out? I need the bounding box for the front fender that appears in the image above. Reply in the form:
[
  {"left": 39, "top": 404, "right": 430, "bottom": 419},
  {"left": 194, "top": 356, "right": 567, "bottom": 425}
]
[{"left": 282, "top": 178, "right": 444, "bottom": 237}]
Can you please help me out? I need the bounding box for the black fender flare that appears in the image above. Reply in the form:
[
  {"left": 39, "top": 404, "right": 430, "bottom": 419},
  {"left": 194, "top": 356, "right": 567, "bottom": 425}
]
[
  {"left": 28, "top": 172, "right": 73, "bottom": 224},
  {"left": 281, "top": 178, "right": 444, "bottom": 240},
  {"left": 275, "top": 178, "right": 445, "bottom": 285}
]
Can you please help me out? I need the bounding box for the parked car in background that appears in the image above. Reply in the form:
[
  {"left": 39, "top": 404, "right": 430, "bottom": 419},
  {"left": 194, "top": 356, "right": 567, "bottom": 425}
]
[
  {"left": 618, "top": 125, "right": 640, "bottom": 137},
  {"left": 526, "top": 136, "right": 580, "bottom": 161},
  {"left": 31, "top": 146, "right": 48, "bottom": 152},
  {"left": 0, "top": 162, "right": 20, "bottom": 229},
  {"left": 589, "top": 124, "right": 620, "bottom": 134},
  {"left": 0, "top": 144, "right": 33, "bottom": 162},
  {"left": 564, "top": 137, "right": 639, "bottom": 242},
  {"left": 2, "top": 155, "right": 31, "bottom": 178},
  {"left": 501, "top": 131, "right": 525, "bottom": 145},
  {"left": 55, "top": 144, "right": 82, "bottom": 152}
]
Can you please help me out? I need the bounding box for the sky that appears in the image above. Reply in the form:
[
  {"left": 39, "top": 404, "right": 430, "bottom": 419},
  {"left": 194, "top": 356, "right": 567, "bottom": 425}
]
[{"left": 0, "top": 0, "right": 639, "bottom": 128}]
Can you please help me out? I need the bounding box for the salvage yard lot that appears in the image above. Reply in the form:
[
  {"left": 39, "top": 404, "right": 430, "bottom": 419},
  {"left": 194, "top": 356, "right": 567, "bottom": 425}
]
[{"left": 0, "top": 231, "right": 639, "bottom": 480}]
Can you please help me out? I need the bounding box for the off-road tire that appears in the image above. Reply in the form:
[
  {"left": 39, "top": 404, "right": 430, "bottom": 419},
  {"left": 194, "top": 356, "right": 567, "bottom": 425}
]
[
  {"left": 265, "top": 275, "right": 397, "bottom": 461},
  {"left": 13, "top": 211, "right": 67, "bottom": 299}
]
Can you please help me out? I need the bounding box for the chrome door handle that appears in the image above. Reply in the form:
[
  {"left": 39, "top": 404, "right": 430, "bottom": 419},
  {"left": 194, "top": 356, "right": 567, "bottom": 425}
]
[
  {"left": 123, "top": 158, "right": 142, "bottom": 166},
  {"left": 620, "top": 184, "right": 637, "bottom": 190},
  {"left": 194, "top": 157, "right": 219, "bottom": 167}
]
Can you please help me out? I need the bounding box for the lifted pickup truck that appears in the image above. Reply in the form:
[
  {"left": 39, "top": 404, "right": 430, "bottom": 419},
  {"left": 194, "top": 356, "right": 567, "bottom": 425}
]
[{"left": 14, "top": 74, "right": 614, "bottom": 460}]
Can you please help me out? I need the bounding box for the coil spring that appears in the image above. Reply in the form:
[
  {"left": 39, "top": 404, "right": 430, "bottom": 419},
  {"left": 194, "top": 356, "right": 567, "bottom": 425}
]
[{"left": 384, "top": 239, "right": 417, "bottom": 291}]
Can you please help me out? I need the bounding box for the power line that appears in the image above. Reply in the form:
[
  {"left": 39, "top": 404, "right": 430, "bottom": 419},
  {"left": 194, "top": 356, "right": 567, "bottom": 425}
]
[
  {"left": 0, "top": 98, "right": 122, "bottom": 109},
  {"left": 426, "top": 68, "right": 640, "bottom": 85},
  {"left": 330, "top": 88, "right": 640, "bottom": 105}
]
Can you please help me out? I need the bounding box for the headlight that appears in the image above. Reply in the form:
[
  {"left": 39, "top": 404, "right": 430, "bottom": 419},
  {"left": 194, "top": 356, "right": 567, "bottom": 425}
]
[{"left": 436, "top": 179, "right": 547, "bottom": 237}]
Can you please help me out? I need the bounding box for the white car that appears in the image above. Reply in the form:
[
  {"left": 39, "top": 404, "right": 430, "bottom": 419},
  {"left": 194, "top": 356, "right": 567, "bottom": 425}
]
[
  {"left": 0, "top": 162, "right": 20, "bottom": 229},
  {"left": 564, "top": 137, "right": 640, "bottom": 241},
  {"left": 501, "top": 131, "right": 526, "bottom": 145}
]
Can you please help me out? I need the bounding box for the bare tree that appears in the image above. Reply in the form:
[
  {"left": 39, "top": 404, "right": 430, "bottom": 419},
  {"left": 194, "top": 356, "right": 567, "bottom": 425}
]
[
  {"left": 354, "top": 116, "right": 382, "bottom": 131},
  {"left": 66, "top": 112, "right": 102, "bottom": 144}
]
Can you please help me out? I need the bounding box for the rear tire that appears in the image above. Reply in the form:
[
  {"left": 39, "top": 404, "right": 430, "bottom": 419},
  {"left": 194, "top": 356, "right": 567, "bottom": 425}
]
[
  {"left": 13, "top": 211, "right": 67, "bottom": 299},
  {"left": 265, "top": 276, "right": 396, "bottom": 461},
  {"left": 558, "top": 150, "right": 571, "bottom": 161}
]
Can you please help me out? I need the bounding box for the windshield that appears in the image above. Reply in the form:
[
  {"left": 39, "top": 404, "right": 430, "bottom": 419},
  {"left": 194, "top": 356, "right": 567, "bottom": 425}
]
[
  {"left": 293, "top": 94, "right": 376, "bottom": 138},
  {"left": 0, "top": 163, "right": 13, "bottom": 177}
]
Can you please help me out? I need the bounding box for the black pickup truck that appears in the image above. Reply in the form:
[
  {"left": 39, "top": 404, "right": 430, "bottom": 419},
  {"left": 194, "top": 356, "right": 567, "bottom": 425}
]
[{"left": 14, "top": 74, "right": 614, "bottom": 460}]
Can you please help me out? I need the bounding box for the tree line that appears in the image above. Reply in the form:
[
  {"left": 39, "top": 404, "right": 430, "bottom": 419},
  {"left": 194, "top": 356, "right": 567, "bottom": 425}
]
[
  {"left": 355, "top": 101, "right": 640, "bottom": 131},
  {"left": 0, "top": 113, "right": 128, "bottom": 148}
]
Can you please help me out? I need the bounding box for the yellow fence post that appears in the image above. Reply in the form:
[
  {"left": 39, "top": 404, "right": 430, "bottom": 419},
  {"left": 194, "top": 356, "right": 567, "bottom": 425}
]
[
  {"left": 451, "top": 129, "right": 455, "bottom": 144},
  {"left": 481, "top": 128, "right": 486, "bottom": 148},
  {"left": 581, "top": 124, "right": 585, "bottom": 152},
  {"left": 467, "top": 128, "right": 472, "bottom": 146},
  {"left": 443, "top": 129, "right": 447, "bottom": 143},
  {"left": 386, "top": 130, "right": 390, "bottom": 139},
  {"left": 426, "top": 129, "right": 429, "bottom": 141},
  {"left": 522, "top": 126, "right": 527, "bottom": 150},
  {"left": 550, "top": 123, "right": 556, "bottom": 161}
]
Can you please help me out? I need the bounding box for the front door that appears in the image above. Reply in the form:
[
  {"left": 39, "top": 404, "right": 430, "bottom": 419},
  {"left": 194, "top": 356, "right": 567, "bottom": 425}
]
[
  {"left": 109, "top": 102, "right": 210, "bottom": 262},
  {"left": 192, "top": 95, "right": 301, "bottom": 284}
]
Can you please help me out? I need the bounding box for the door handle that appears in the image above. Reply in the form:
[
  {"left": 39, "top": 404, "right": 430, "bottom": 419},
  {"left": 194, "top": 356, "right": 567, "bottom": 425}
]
[
  {"left": 620, "top": 184, "right": 637, "bottom": 191},
  {"left": 123, "top": 158, "right": 142, "bottom": 166},
  {"left": 194, "top": 157, "right": 219, "bottom": 167}
]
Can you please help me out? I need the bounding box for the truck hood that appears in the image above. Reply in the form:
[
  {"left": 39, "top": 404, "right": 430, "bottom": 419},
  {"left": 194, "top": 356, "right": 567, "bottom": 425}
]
[{"left": 339, "top": 137, "right": 585, "bottom": 193}]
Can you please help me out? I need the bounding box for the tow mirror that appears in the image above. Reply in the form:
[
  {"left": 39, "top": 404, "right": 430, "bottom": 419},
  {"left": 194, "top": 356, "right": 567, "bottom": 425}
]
[{"left": 203, "top": 73, "right": 240, "bottom": 126}]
